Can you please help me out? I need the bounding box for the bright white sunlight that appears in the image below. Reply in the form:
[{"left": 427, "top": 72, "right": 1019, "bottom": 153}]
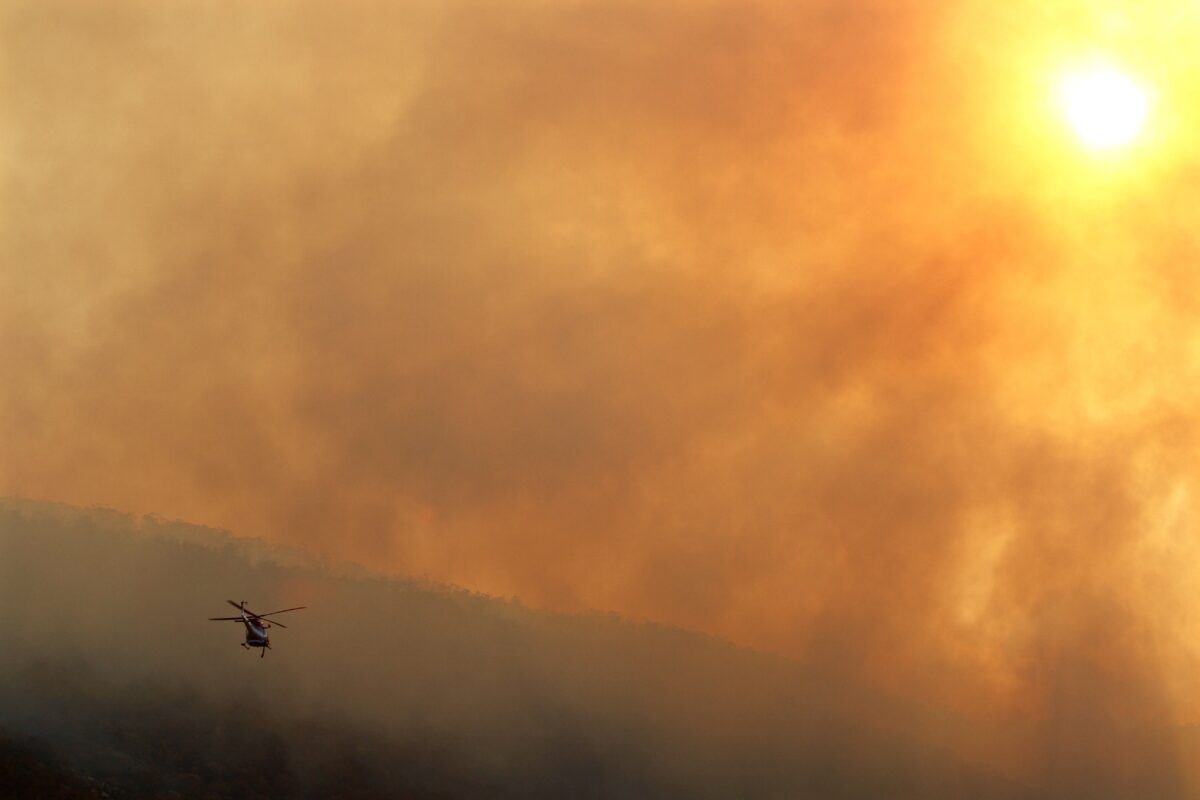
[{"left": 1057, "top": 63, "right": 1151, "bottom": 151}]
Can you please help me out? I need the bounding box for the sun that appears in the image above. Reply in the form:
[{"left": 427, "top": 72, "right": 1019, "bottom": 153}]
[{"left": 1057, "top": 64, "right": 1150, "bottom": 152}]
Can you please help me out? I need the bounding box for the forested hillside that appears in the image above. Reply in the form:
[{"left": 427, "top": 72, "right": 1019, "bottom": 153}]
[{"left": 0, "top": 499, "right": 1028, "bottom": 798}]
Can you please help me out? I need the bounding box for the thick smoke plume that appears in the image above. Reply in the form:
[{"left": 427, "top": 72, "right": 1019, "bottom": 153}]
[{"left": 6, "top": 0, "right": 1200, "bottom": 794}]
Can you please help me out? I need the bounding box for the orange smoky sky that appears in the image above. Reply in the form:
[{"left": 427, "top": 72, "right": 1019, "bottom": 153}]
[{"left": 7, "top": 0, "right": 1200, "bottom": 762}]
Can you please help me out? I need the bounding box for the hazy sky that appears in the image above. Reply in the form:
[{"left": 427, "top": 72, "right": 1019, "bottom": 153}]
[{"left": 7, "top": 0, "right": 1200, "bottom": 759}]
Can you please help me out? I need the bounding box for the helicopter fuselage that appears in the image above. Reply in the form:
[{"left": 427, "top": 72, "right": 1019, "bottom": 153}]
[{"left": 241, "top": 614, "right": 270, "bottom": 648}]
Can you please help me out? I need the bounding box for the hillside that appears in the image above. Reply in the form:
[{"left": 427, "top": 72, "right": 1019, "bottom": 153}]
[{"left": 0, "top": 499, "right": 1029, "bottom": 798}]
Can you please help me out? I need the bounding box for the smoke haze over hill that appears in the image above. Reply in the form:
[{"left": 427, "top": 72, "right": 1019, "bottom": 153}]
[{"left": 0, "top": 500, "right": 1045, "bottom": 798}]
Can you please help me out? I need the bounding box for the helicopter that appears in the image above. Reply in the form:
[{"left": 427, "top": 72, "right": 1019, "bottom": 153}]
[{"left": 209, "top": 600, "right": 305, "bottom": 657}]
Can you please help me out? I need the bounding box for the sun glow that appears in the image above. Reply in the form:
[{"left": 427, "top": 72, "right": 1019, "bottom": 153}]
[{"left": 1057, "top": 64, "right": 1151, "bottom": 151}]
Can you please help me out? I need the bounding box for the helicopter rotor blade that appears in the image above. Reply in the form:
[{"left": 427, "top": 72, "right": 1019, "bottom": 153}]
[
  {"left": 208, "top": 616, "right": 244, "bottom": 621},
  {"left": 255, "top": 606, "right": 307, "bottom": 617},
  {"left": 215, "top": 602, "right": 303, "bottom": 627}
]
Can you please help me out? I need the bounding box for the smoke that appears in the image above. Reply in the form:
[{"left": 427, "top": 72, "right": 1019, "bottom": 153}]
[
  {"left": 6, "top": 0, "right": 1200, "bottom": 794},
  {"left": 0, "top": 501, "right": 1037, "bottom": 798}
]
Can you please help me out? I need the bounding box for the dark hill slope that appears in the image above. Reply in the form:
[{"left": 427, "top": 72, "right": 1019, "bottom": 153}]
[
  {"left": 0, "top": 733, "right": 108, "bottom": 799},
  {"left": 0, "top": 499, "right": 1029, "bottom": 799}
]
